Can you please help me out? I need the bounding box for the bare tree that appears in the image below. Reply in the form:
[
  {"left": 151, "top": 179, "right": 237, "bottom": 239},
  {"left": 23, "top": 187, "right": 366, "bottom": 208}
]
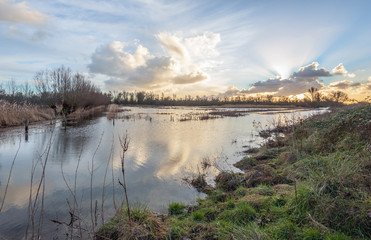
[
  {"left": 329, "top": 91, "right": 348, "bottom": 104},
  {"left": 308, "top": 87, "right": 318, "bottom": 102}
]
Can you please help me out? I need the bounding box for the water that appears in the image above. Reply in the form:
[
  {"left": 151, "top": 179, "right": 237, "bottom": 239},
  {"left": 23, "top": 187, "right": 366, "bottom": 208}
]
[{"left": 0, "top": 106, "right": 325, "bottom": 239}]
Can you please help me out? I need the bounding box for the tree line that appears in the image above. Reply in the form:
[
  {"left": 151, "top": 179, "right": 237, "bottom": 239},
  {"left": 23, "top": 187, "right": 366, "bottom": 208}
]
[{"left": 107, "top": 87, "right": 353, "bottom": 107}]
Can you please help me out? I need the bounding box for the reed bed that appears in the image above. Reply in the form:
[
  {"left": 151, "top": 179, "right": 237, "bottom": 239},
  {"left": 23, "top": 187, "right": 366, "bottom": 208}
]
[
  {"left": 106, "top": 104, "right": 121, "bottom": 120},
  {"left": 0, "top": 100, "right": 55, "bottom": 127},
  {"left": 67, "top": 105, "right": 106, "bottom": 124}
]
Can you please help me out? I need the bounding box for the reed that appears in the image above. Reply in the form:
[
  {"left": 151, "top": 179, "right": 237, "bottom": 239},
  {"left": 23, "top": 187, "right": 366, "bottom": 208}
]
[
  {"left": 0, "top": 100, "right": 55, "bottom": 127},
  {"left": 106, "top": 104, "right": 121, "bottom": 120}
]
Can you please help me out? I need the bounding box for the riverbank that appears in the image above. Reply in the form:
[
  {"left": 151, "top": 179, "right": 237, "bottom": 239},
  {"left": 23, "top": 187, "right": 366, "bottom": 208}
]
[{"left": 96, "top": 104, "right": 370, "bottom": 239}]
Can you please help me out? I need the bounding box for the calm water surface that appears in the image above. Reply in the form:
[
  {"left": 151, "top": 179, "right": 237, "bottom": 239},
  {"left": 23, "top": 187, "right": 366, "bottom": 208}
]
[{"left": 0, "top": 106, "right": 325, "bottom": 239}]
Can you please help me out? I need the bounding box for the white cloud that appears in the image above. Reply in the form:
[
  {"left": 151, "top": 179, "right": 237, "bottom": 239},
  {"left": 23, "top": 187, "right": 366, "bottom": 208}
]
[
  {"left": 88, "top": 41, "right": 154, "bottom": 76},
  {"left": 156, "top": 32, "right": 189, "bottom": 60},
  {"left": 332, "top": 63, "right": 348, "bottom": 75},
  {"left": 156, "top": 31, "right": 221, "bottom": 65},
  {"left": 89, "top": 32, "right": 220, "bottom": 90},
  {"left": 0, "top": 0, "right": 48, "bottom": 25},
  {"left": 347, "top": 73, "right": 356, "bottom": 78},
  {"left": 184, "top": 32, "right": 221, "bottom": 59}
]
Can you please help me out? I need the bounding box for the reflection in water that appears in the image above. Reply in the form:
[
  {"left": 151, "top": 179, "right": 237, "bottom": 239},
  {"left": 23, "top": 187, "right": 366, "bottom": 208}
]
[{"left": 0, "top": 106, "right": 325, "bottom": 238}]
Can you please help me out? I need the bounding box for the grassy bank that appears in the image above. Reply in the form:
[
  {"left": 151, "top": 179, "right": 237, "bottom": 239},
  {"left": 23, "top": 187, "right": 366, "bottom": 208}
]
[{"left": 97, "top": 104, "right": 370, "bottom": 239}]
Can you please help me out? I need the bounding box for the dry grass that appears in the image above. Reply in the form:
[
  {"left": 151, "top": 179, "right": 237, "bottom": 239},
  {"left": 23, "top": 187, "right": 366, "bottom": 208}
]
[
  {"left": 66, "top": 105, "right": 106, "bottom": 124},
  {"left": 0, "top": 100, "right": 55, "bottom": 127},
  {"left": 96, "top": 207, "right": 168, "bottom": 240},
  {"left": 106, "top": 104, "right": 121, "bottom": 120}
]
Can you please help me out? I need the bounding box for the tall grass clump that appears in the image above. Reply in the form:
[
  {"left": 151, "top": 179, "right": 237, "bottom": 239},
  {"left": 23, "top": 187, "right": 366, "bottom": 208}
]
[{"left": 96, "top": 206, "right": 167, "bottom": 240}]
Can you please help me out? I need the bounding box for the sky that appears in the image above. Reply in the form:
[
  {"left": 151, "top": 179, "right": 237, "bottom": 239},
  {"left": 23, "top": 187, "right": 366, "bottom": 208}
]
[{"left": 0, "top": 0, "right": 370, "bottom": 100}]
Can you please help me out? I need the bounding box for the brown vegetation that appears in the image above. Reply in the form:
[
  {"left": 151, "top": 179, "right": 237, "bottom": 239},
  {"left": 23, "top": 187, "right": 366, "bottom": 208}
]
[
  {"left": 0, "top": 99, "right": 55, "bottom": 127},
  {"left": 106, "top": 104, "right": 122, "bottom": 120}
]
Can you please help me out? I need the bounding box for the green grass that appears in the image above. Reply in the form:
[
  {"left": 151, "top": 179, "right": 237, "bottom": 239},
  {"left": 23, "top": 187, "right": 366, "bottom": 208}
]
[
  {"left": 98, "top": 104, "right": 371, "bottom": 239},
  {"left": 169, "top": 202, "right": 187, "bottom": 215}
]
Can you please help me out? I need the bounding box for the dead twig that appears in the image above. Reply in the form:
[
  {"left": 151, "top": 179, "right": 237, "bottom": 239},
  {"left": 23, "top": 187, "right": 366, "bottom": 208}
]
[{"left": 118, "top": 132, "right": 131, "bottom": 223}]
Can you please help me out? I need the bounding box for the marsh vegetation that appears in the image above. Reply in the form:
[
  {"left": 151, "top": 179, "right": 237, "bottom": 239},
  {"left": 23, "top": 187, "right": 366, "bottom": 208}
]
[
  {"left": 0, "top": 94, "right": 368, "bottom": 239},
  {"left": 97, "top": 104, "right": 370, "bottom": 240}
]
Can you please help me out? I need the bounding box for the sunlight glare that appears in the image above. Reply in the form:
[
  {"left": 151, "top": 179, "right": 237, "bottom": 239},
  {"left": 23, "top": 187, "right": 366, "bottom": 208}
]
[{"left": 296, "top": 94, "right": 305, "bottom": 100}]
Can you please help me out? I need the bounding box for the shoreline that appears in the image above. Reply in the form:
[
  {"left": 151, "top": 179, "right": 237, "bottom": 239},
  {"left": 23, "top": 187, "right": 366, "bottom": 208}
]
[
  {"left": 97, "top": 104, "right": 370, "bottom": 240},
  {"left": 0, "top": 104, "right": 312, "bottom": 130}
]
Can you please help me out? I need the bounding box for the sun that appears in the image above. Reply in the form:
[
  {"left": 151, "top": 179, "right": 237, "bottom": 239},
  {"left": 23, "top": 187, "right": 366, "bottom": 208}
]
[{"left": 272, "top": 64, "right": 291, "bottom": 79}]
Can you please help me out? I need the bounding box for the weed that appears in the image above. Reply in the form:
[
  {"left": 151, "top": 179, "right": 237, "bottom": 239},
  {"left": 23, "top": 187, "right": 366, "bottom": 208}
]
[
  {"left": 268, "top": 219, "right": 298, "bottom": 239},
  {"left": 192, "top": 211, "right": 205, "bottom": 221},
  {"left": 169, "top": 202, "right": 186, "bottom": 215},
  {"left": 300, "top": 228, "right": 324, "bottom": 240},
  {"left": 208, "top": 189, "right": 227, "bottom": 203},
  {"left": 215, "top": 171, "right": 242, "bottom": 192},
  {"left": 233, "top": 156, "right": 256, "bottom": 171},
  {"left": 218, "top": 202, "right": 256, "bottom": 225}
]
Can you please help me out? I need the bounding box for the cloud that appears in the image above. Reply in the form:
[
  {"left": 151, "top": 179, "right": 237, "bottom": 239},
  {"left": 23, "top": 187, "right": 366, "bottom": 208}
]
[
  {"left": 328, "top": 80, "right": 361, "bottom": 89},
  {"left": 245, "top": 76, "right": 324, "bottom": 96},
  {"left": 219, "top": 62, "right": 338, "bottom": 97},
  {"left": 30, "top": 29, "right": 52, "bottom": 41},
  {"left": 173, "top": 72, "right": 208, "bottom": 84},
  {"left": 0, "top": 0, "right": 48, "bottom": 25},
  {"left": 328, "top": 79, "right": 371, "bottom": 100},
  {"left": 217, "top": 86, "right": 243, "bottom": 98},
  {"left": 245, "top": 62, "right": 333, "bottom": 96},
  {"left": 218, "top": 62, "right": 370, "bottom": 101},
  {"left": 331, "top": 63, "right": 356, "bottom": 78},
  {"left": 292, "top": 62, "right": 331, "bottom": 78},
  {"left": 156, "top": 32, "right": 188, "bottom": 59},
  {"left": 156, "top": 31, "right": 221, "bottom": 63},
  {"left": 184, "top": 32, "right": 221, "bottom": 59},
  {"left": 347, "top": 73, "right": 356, "bottom": 78},
  {"left": 89, "top": 32, "right": 220, "bottom": 89},
  {"left": 88, "top": 41, "right": 154, "bottom": 76},
  {"left": 332, "top": 63, "right": 348, "bottom": 75}
]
